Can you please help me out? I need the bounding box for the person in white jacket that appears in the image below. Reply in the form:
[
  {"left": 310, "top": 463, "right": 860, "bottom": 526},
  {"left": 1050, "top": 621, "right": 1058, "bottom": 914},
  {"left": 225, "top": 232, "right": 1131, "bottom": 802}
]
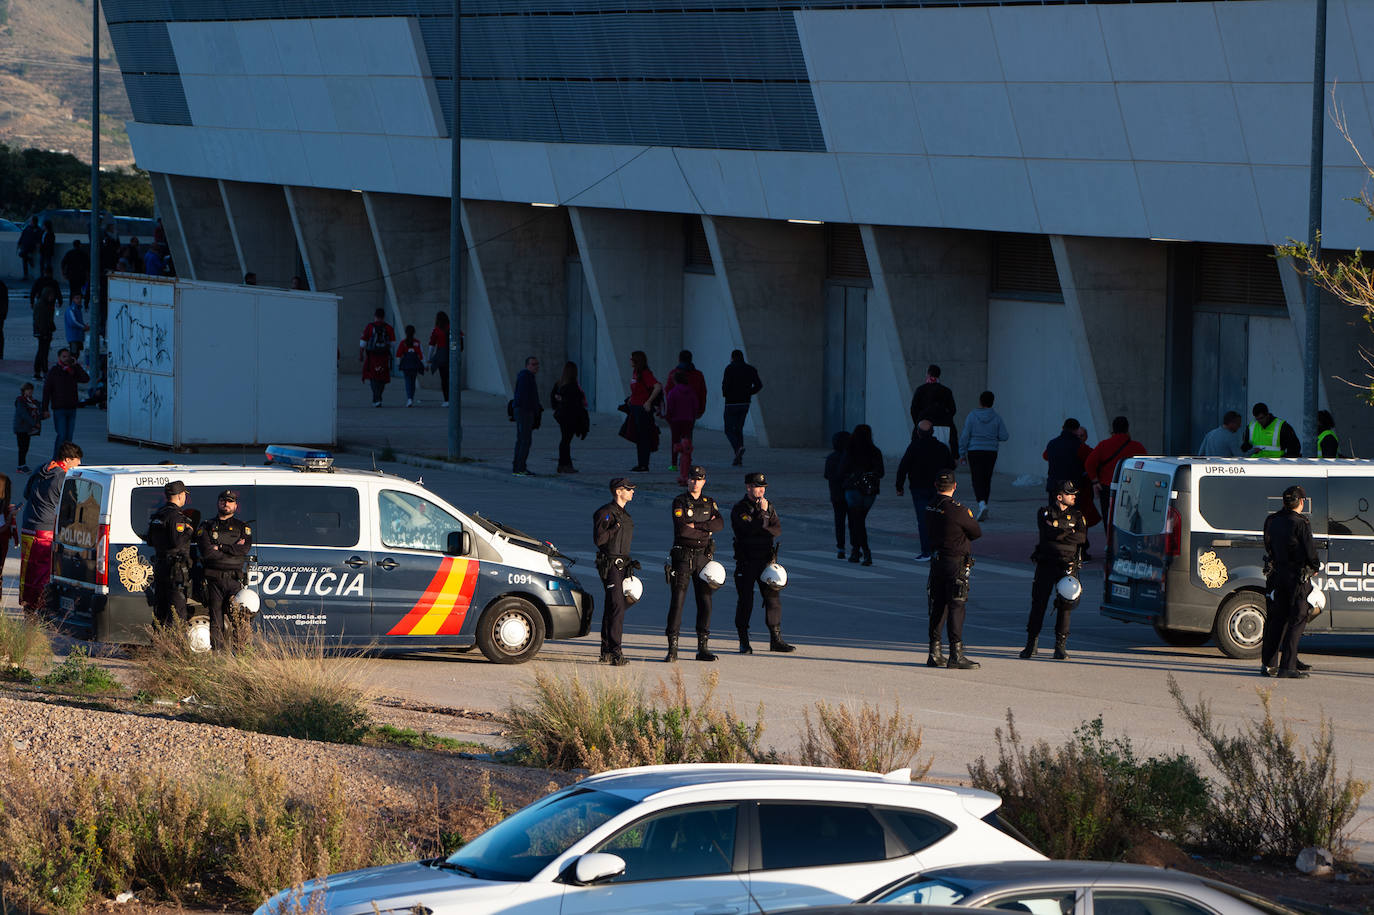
[{"left": 959, "top": 391, "right": 1010, "bottom": 521}]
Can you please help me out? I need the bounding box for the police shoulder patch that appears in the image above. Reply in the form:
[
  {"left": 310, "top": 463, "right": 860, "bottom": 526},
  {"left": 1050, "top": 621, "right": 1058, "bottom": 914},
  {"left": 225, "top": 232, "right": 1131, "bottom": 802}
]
[
  {"left": 244, "top": 526, "right": 251, "bottom": 535},
  {"left": 674, "top": 508, "right": 683, "bottom": 517},
  {"left": 741, "top": 514, "right": 751, "bottom": 522},
  {"left": 966, "top": 507, "right": 974, "bottom": 517},
  {"left": 175, "top": 523, "right": 186, "bottom": 532}
]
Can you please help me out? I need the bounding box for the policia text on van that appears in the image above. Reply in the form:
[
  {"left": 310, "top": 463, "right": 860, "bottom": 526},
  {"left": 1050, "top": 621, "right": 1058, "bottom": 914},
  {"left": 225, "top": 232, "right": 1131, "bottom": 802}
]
[
  {"left": 44, "top": 450, "right": 594, "bottom": 663},
  {"left": 1101, "top": 456, "right": 1374, "bottom": 659}
]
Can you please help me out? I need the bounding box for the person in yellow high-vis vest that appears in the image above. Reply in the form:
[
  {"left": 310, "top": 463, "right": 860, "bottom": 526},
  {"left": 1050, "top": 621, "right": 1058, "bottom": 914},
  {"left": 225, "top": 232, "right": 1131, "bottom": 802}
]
[
  {"left": 1242, "top": 402, "right": 1300, "bottom": 458},
  {"left": 1317, "top": 410, "right": 1340, "bottom": 458}
]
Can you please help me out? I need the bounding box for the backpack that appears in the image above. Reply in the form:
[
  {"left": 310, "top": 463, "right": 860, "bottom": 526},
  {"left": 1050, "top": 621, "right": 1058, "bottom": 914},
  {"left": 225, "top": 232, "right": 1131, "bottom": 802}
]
[{"left": 365, "top": 323, "right": 390, "bottom": 355}]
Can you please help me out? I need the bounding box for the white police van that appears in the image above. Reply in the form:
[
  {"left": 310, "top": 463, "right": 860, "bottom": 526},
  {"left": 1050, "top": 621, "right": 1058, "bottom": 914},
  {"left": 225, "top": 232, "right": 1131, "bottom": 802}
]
[
  {"left": 46, "top": 447, "right": 593, "bottom": 663},
  {"left": 1101, "top": 455, "right": 1374, "bottom": 658}
]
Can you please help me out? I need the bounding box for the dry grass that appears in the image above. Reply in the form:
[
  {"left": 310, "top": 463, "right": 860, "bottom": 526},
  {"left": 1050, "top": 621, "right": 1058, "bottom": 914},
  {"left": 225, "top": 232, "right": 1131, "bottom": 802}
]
[
  {"left": 0, "top": 612, "right": 51, "bottom": 678},
  {"left": 796, "top": 698, "right": 932, "bottom": 776}
]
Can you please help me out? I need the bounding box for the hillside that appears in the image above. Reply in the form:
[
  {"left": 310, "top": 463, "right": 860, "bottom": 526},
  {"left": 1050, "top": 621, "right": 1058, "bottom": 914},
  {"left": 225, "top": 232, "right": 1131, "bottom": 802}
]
[{"left": 0, "top": 0, "right": 135, "bottom": 166}]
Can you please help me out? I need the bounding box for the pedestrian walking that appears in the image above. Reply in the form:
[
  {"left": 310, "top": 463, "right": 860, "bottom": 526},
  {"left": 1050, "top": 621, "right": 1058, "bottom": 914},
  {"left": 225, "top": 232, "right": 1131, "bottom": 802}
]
[
  {"left": 594, "top": 478, "right": 638, "bottom": 665},
  {"left": 17, "top": 216, "right": 39, "bottom": 280},
  {"left": 1261, "top": 484, "right": 1320, "bottom": 678},
  {"left": 960, "top": 391, "right": 1008, "bottom": 521},
  {"left": 1317, "top": 410, "right": 1340, "bottom": 458},
  {"left": 41, "top": 348, "right": 89, "bottom": 462},
  {"left": 63, "top": 292, "right": 89, "bottom": 358},
  {"left": 428, "top": 311, "right": 451, "bottom": 406},
  {"left": 926, "top": 469, "right": 982, "bottom": 669},
  {"left": 38, "top": 220, "right": 55, "bottom": 278},
  {"left": 1084, "top": 416, "right": 1146, "bottom": 550},
  {"left": 551, "top": 361, "right": 589, "bottom": 474},
  {"left": 359, "top": 308, "right": 395, "bottom": 406},
  {"left": 910, "top": 364, "right": 957, "bottom": 452},
  {"left": 1243, "top": 402, "right": 1300, "bottom": 457},
  {"left": 895, "top": 420, "right": 955, "bottom": 562},
  {"left": 146, "top": 480, "right": 193, "bottom": 628},
  {"left": 396, "top": 325, "right": 425, "bottom": 407},
  {"left": 824, "top": 430, "right": 852, "bottom": 559},
  {"left": 1021, "top": 479, "right": 1086, "bottom": 660},
  {"left": 664, "top": 370, "right": 700, "bottom": 483},
  {"left": 19, "top": 441, "right": 81, "bottom": 615},
  {"left": 13, "top": 382, "right": 40, "bottom": 473},
  {"left": 731, "top": 472, "right": 795, "bottom": 655},
  {"left": 841, "top": 424, "right": 884, "bottom": 566},
  {"left": 1043, "top": 417, "right": 1093, "bottom": 560},
  {"left": 512, "top": 356, "right": 542, "bottom": 476},
  {"left": 665, "top": 466, "right": 724, "bottom": 662},
  {"left": 624, "top": 350, "right": 662, "bottom": 473},
  {"left": 1197, "top": 411, "right": 1244, "bottom": 457},
  {"left": 32, "top": 285, "right": 58, "bottom": 380},
  {"left": 665, "top": 350, "right": 707, "bottom": 421},
  {"left": 196, "top": 490, "right": 252, "bottom": 651},
  {"left": 60, "top": 240, "right": 89, "bottom": 301},
  {"left": 721, "top": 349, "right": 762, "bottom": 466}
]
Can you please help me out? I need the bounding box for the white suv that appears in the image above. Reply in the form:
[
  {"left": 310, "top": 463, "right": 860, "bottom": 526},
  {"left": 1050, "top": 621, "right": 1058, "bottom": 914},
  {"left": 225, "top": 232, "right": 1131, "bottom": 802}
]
[{"left": 254, "top": 764, "right": 1043, "bottom": 915}]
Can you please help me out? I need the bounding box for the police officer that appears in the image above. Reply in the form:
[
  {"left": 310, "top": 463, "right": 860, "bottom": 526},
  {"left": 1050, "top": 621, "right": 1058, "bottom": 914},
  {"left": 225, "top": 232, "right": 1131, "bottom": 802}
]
[
  {"left": 731, "top": 472, "right": 795, "bottom": 655},
  {"left": 1317, "top": 410, "right": 1340, "bottom": 458},
  {"left": 666, "top": 465, "right": 723, "bottom": 662},
  {"left": 196, "top": 489, "right": 253, "bottom": 651},
  {"left": 593, "top": 478, "right": 637, "bottom": 666},
  {"left": 1021, "top": 478, "right": 1086, "bottom": 660},
  {"left": 146, "top": 480, "right": 194, "bottom": 628},
  {"left": 1261, "top": 484, "right": 1320, "bottom": 678},
  {"left": 926, "top": 469, "right": 981, "bottom": 669}
]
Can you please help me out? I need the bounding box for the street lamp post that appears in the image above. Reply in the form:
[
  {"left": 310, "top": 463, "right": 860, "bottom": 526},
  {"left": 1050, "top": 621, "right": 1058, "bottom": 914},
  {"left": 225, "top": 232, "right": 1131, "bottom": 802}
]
[
  {"left": 1303, "top": 0, "right": 1327, "bottom": 455},
  {"left": 448, "top": 0, "right": 463, "bottom": 460},
  {"left": 89, "top": 0, "right": 102, "bottom": 385}
]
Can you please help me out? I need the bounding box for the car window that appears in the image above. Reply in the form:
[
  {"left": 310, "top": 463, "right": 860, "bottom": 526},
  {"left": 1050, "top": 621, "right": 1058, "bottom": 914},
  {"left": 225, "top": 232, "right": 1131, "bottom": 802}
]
[
  {"left": 131, "top": 485, "right": 245, "bottom": 536},
  {"left": 757, "top": 803, "right": 888, "bottom": 870},
  {"left": 595, "top": 803, "right": 738, "bottom": 882},
  {"left": 379, "top": 489, "right": 462, "bottom": 552},
  {"left": 256, "top": 486, "right": 358, "bottom": 547},
  {"left": 1114, "top": 468, "right": 1172, "bottom": 535},
  {"left": 1196, "top": 476, "right": 1326, "bottom": 534},
  {"left": 872, "top": 876, "right": 969, "bottom": 905},
  {"left": 880, "top": 808, "right": 955, "bottom": 854},
  {"left": 1326, "top": 477, "right": 1374, "bottom": 536},
  {"left": 1092, "top": 891, "right": 1214, "bottom": 915},
  {"left": 985, "top": 890, "right": 1077, "bottom": 915}
]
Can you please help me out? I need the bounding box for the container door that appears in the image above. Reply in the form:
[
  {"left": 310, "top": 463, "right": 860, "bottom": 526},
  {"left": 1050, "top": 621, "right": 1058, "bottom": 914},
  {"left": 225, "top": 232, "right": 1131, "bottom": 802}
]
[
  {"left": 1321, "top": 476, "right": 1374, "bottom": 630},
  {"left": 371, "top": 486, "right": 478, "bottom": 639}
]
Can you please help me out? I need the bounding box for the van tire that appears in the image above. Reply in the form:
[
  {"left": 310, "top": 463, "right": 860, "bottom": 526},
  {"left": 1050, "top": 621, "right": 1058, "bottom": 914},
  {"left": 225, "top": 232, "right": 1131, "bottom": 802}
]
[
  {"left": 1152, "top": 622, "right": 1212, "bottom": 647},
  {"left": 475, "top": 597, "right": 545, "bottom": 664},
  {"left": 1214, "top": 592, "right": 1266, "bottom": 659}
]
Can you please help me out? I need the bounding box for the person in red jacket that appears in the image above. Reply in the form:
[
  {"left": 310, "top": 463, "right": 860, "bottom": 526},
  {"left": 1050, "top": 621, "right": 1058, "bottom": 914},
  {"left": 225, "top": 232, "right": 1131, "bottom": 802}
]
[
  {"left": 1084, "top": 416, "right": 1147, "bottom": 551},
  {"left": 359, "top": 308, "right": 396, "bottom": 406}
]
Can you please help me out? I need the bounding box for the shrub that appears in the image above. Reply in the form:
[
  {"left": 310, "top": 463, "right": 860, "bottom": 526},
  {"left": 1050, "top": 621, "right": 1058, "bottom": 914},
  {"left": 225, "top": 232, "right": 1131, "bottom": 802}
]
[
  {"left": 796, "top": 698, "right": 932, "bottom": 777},
  {"left": 1168, "top": 675, "right": 1369, "bottom": 859},
  {"left": 506, "top": 668, "right": 775, "bottom": 771},
  {"left": 0, "top": 613, "right": 52, "bottom": 678},
  {"left": 39, "top": 647, "right": 120, "bottom": 694}
]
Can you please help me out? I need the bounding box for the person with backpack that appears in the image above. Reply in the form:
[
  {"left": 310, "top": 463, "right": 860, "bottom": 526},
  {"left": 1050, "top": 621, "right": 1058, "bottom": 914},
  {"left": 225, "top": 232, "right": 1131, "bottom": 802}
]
[
  {"left": 396, "top": 325, "right": 425, "bottom": 407},
  {"left": 359, "top": 307, "right": 395, "bottom": 406}
]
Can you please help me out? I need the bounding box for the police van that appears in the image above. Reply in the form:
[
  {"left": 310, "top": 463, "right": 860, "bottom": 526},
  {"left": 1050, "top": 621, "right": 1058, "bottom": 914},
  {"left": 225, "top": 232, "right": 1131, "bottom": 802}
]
[
  {"left": 45, "top": 448, "right": 594, "bottom": 663},
  {"left": 1101, "top": 455, "right": 1374, "bottom": 658}
]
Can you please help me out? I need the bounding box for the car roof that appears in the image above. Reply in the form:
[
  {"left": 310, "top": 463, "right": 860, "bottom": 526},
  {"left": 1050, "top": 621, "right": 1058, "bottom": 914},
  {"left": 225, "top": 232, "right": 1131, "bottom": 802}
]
[
  {"left": 69, "top": 464, "right": 399, "bottom": 483},
  {"left": 924, "top": 860, "right": 1205, "bottom": 886},
  {"left": 578, "top": 764, "right": 983, "bottom": 803},
  {"left": 1132, "top": 455, "right": 1374, "bottom": 469}
]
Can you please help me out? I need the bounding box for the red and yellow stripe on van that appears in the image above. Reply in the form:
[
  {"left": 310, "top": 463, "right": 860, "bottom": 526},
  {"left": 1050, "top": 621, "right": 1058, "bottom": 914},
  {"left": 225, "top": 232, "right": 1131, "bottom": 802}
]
[{"left": 387, "top": 558, "right": 480, "bottom": 636}]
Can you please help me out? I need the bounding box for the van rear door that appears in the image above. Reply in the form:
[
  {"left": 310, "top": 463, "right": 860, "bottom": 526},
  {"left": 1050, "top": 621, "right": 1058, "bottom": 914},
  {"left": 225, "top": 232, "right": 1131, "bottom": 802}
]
[
  {"left": 53, "top": 476, "right": 106, "bottom": 588},
  {"left": 1103, "top": 462, "right": 1175, "bottom": 622}
]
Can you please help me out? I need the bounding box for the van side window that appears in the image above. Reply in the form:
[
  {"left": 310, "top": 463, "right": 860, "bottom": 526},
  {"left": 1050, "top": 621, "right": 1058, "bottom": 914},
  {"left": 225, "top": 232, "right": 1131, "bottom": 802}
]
[
  {"left": 255, "top": 486, "right": 359, "bottom": 547},
  {"left": 1197, "top": 477, "right": 1326, "bottom": 534},
  {"left": 1327, "top": 478, "right": 1374, "bottom": 536},
  {"left": 378, "top": 490, "right": 462, "bottom": 552}
]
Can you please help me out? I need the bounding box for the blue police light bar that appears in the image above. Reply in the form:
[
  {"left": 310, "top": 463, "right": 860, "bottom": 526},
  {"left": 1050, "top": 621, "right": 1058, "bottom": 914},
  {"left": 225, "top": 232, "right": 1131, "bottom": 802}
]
[{"left": 264, "top": 445, "right": 335, "bottom": 471}]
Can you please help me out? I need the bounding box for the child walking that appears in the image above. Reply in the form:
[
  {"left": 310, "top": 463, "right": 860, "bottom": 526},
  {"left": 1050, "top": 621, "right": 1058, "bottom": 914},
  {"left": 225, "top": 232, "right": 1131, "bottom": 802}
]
[
  {"left": 13, "top": 382, "right": 40, "bottom": 473},
  {"left": 396, "top": 325, "right": 426, "bottom": 407}
]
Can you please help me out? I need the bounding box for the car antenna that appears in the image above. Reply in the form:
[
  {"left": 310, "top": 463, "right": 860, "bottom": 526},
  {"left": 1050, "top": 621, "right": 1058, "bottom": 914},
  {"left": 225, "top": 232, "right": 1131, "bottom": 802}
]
[{"left": 371, "top": 451, "right": 378, "bottom": 472}]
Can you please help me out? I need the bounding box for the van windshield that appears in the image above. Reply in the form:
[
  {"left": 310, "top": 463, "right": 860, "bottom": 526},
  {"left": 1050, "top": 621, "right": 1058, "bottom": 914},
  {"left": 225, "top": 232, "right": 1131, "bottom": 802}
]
[{"left": 1114, "top": 467, "right": 1172, "bottom": 535}]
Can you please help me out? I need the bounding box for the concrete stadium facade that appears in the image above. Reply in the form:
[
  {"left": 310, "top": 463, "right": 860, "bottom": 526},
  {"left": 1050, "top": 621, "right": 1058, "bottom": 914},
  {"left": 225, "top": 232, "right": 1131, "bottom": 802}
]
[{"left": 105, "top": 0, "right": 1374, "bottom": 473}]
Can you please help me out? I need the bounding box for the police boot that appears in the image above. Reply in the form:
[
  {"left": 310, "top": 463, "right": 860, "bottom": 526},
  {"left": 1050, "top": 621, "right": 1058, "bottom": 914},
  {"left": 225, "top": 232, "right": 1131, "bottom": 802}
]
[
  {"left": 926, "top": 640, "right": 946, "bottom": 668},
  {"left": 695, "top": 634, "right": 717, "bottom": 662},
  {"left": 947, "top": 641, "right": 980, "bottom": 670},
  {"left": 1053, "top": 635, "right": 1069, "bottom": 660},
  {"left": 664, "top": 635, "right": 679, "bottom": 663},
  {"left": 768, "top": 626, "right": 795, "bottom": 653},
  {"left": 738, "top": 628, "right": 753, "bottom": 654},
  {"left": 1018, "top": 636, "right": 1037, "bottom": 659}
]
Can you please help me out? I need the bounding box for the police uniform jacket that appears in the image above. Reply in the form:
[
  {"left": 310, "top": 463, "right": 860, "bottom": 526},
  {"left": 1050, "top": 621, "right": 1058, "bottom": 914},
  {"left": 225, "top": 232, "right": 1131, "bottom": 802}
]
[
  {"left": 1034, "top": 504, "right": 1086, "bottom": 565},
  {"left": 731, "top": 497, "right": 780, "bottom": 560},
  {"left": 198, "top": 516, "right": 253, "bottom": 574},
  {"left": 148, "top": 502, "right": 193, "bottom": 562},
  {"left": 927, "top": 494, "right": 981, "bottom": 559},
  {"left": 593, "top": 502, "right": 634, "bottom": 557},
  {"left": 1263, "top": 508, "right": 1320, "bottom": 580},
  {"left": 672, "top": 492, "right": 722, "bottom": 548}
]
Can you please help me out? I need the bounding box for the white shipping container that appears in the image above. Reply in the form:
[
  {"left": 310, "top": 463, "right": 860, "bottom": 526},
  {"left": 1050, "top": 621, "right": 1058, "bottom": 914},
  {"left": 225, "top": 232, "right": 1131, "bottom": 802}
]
[{"left": 105, "top": 274, "right": 339, "bottom": 447}]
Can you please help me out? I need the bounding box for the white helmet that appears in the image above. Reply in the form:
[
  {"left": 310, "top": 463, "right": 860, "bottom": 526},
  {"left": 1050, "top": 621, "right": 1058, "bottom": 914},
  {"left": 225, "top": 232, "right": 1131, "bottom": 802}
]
[
  {"left": 187, "top": 616, "right": 212, "bottom": 653},
  {"left": 1055, "top": 575, "right": 1083, "bottom": 602},
  {"left": 1307, "top": 582, "right": 1326, "bottom": 612},
  {"left": 234, "top": 588, "right": 261, "bottom": 614},
  {"left": 760, "top": 562, "right": 787, "bottom": 591},
  {"left": 622, "top": 575, "right": 643, "bottom": 606},
  {"left": 699, "top": 560, "right": 726, "bottom": 589}
]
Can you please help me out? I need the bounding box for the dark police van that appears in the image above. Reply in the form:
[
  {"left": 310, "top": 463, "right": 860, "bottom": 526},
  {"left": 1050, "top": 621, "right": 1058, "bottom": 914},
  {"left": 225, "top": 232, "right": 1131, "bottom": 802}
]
[
  {"left": 45, "top": 451, "right": 593, "bottom": 663},
  {"left": 1102, "top": 456, "right": 1374, "bottom": 658}
]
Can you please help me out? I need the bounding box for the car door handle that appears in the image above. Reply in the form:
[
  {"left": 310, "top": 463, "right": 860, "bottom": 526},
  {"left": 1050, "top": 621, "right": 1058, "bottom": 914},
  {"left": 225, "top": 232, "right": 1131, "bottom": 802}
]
[
  {"left": 375, "top": 557, "right": 398, "bottom": 571},
  {"left": 344, "top": 555, "right": 368, "bottom": 569}
]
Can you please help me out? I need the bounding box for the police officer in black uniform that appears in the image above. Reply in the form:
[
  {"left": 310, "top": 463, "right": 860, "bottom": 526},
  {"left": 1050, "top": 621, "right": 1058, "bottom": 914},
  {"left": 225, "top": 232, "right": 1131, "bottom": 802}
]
[
  {"left": 666, "top": 466, "right": 723, "bottom": 662},
  {"left": 1261, "top": 484, "right": 1320, "bottom": 678},
  {"left": 1022, "top": 478, "right": 1086, "bottom": 660},
  {"left": 147, "top": 480, "right": 194, "bottom": 628},
  {"left": 593, "top": 478, "right": 637, "bottom": 666},
  {"left": 731, "top": 472, "right": 795, "bottom": 655},
  {"left": 197, "top": 489, "right": 253, "bottom": 651},
  {"left": 926, "top": 469, "right": 982, "bottom": 669}
]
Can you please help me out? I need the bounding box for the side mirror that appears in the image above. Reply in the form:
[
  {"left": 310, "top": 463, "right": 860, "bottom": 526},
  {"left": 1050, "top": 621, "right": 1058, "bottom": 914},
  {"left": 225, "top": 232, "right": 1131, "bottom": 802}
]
[
  {"left": 446, "top": 529, "right": 471, "bottom": 556},
  {"left": 571, "top": 853, "right": 625, "bottom": 886}
]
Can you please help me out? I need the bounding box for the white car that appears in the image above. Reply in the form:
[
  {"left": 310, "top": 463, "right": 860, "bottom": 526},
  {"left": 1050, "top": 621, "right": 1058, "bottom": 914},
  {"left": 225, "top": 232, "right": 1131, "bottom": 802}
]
[{"left": 254, "top": 763, "right": 1044, "bottom": 915}]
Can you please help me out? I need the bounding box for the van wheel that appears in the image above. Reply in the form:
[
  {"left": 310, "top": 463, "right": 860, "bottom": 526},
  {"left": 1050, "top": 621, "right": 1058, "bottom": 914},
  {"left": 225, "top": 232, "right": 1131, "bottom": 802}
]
[
  {"left": 1214, "top": 592, "right": 1266, "bottom": 659},
  {"left": 1152, "top": 622, "right": 1212, "bottom": 647},
  {"left": 475, "top": 598, "right": 545, "bottom": 664}
]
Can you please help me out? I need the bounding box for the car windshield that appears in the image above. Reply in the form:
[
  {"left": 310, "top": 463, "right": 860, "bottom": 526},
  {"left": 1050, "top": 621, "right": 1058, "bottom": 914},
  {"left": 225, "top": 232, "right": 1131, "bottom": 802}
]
[
  {"left": 872, "top": 875, "right": 970, "bottom": 905},
  {"left": 445, "top": 787, "right": 634, "bottom": 882}
]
